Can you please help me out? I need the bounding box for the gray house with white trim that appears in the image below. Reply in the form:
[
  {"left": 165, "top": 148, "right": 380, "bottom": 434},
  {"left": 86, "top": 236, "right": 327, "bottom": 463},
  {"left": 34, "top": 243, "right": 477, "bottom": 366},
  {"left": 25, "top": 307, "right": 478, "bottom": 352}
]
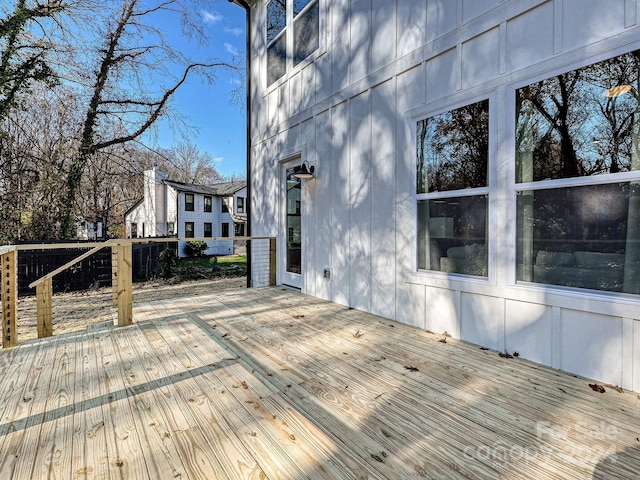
[{"left": 125, "top": 169, "right": 247, "bottom": 256}]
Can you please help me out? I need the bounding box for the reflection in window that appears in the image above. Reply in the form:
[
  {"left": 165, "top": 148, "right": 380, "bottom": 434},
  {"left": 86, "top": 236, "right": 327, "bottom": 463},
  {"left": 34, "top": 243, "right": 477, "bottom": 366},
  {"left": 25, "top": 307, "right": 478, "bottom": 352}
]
[
  {"left": 516, "top": 50, "right": 640, "bottom": 182},
  {"left": 416, "top": 100, "right": 490, "bottom": 277},
  {"left": 417, "top": 99, "right": 489, "bottom": 194},
  {"left": 294, "top": 0, "right": 311, "bottom": 15},
  {"left": 294, "top": 1, "right": 319, "bottom": 65},
  {"left": 266, "top": 0, "right": 319, "bottom": 86},
  {"left": 267, "top": 0, "right": 286, "bottom": 42},
  {"left": 515, "top": 49, "right": 640, "bottom": 294},
  {"left": 267, "top": 33, "right": 287, "bottom": 85}
]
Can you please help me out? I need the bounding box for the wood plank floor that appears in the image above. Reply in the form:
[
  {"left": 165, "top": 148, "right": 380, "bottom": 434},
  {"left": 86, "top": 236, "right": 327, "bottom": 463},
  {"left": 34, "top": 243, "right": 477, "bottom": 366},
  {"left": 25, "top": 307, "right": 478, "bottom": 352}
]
[{"left": 1, "top": 287, "right": 639, "bottom": 479}]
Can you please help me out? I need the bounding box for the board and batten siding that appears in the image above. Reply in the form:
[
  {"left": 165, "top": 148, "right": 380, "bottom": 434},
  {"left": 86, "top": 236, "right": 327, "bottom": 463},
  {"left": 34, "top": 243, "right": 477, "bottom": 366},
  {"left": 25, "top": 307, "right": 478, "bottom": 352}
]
[{"left": 249, "top": 0, "right": 640, "bottom": 391}]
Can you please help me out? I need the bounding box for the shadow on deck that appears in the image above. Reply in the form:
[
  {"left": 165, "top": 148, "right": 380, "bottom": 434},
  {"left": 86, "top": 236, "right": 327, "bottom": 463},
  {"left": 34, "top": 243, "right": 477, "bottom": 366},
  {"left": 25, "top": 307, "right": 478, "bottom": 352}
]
[{"left": 0, "top": 287, "right": 639, "bottom": 479}]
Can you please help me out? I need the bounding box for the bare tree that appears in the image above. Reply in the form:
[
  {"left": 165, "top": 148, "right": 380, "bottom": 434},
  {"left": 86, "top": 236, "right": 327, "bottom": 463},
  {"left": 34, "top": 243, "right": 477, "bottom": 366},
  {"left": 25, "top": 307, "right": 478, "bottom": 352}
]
[
  {"left": 153, "top": 141, "right": 224, "bottom": 184},
  {"left": 0, "top": 0, "right": 67, "bottom": 119},
  {"left": 0, "top": 0, "right": 243, "bottom": 241},
  {"left": 54, "top": 0, "right": 242, "bottom": 237}
]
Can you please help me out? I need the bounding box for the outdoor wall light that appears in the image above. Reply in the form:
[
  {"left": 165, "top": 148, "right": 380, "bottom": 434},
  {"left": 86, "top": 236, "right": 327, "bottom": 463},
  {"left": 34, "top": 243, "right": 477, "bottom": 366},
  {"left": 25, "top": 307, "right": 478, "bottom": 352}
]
[{"left": 294, "top": 161, "right": 315, "bottom": 179}]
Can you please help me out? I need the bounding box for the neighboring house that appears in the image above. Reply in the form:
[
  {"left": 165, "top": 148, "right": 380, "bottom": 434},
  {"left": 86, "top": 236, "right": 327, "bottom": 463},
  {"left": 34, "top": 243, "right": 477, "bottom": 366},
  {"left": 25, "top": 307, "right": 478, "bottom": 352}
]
[
  {"left": 124, "top": 168, "right": 247, "bottom": 256},
  {"left": 76, "top": 217, "right": 104, "bottom": 240},
  {"left": 232, "top": 1, "right": 640, "bottom": 391}
]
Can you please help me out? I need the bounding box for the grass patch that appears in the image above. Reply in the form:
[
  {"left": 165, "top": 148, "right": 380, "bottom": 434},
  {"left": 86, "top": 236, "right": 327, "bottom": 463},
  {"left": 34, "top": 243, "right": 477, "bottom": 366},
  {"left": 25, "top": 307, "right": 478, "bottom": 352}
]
[
  {"left": 172, "top": 254, "right": 247, "bottom": 281},
  {"left": 178, "top": 255, "right": 246, "bottom": 269}
]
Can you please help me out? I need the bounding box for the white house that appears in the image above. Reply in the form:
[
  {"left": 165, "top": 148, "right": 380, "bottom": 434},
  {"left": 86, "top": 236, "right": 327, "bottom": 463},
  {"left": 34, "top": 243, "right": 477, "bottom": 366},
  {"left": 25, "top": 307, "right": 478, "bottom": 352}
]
[
  {"left": 76, "top": 217, "right": 104, "bottom": 240},
  {"left": 125, "top": 169, "right": 247, "bottom": 256},
  {"left": 232, "top": 0, "right": 640, "bottom": 392}
]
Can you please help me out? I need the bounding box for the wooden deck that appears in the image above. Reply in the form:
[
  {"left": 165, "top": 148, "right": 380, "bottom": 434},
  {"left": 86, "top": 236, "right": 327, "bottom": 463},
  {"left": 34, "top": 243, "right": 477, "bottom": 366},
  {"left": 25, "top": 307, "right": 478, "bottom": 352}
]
[{"left": 1, "top": 287, "right": 639, "bottom": 479}]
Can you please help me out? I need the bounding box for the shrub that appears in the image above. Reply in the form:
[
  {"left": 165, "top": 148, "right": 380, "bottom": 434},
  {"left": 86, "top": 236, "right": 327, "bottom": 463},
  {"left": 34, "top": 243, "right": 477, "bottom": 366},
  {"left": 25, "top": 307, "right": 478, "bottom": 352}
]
[
  {"left": 159, "top": 247, "right": 177, "bottom": 279},
  {"left": 184, "top": 240, "right": 208, "bottom": 257}
]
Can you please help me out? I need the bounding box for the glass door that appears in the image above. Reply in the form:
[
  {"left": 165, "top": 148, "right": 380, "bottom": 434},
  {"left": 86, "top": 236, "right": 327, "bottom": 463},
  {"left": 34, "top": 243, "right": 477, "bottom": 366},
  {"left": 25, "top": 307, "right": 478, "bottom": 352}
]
[{"left": 282, "top": 164, "right": 302, "bottom": 288}]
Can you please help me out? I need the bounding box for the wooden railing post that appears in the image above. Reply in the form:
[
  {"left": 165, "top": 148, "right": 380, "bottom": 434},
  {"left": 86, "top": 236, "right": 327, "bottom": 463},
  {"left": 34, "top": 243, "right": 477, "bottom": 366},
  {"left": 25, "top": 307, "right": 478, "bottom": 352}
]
[
  {"left": 269, "top": 237, "right": 277, "bottom": 286},
  {"left": 1, "top": 249, "right": 18, "bottom": 348},
  {"left": 116, "top": 242, "right": 133, "bottom": 326},
  {"left": 36, "top": 277, "right": 53, "bottom": 338}
]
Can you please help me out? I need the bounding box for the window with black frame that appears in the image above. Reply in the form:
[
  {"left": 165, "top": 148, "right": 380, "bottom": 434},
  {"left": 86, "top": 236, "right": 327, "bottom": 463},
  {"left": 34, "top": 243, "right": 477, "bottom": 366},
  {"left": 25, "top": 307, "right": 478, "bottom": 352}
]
[
  {"left": 515, "top": 49, "right": 640, "bottom": 294},
  {"left": 185, "top": 222, "right": 194, "bottom": 238},
  {"left": 416, "top": 99, "right": 489, "bottom": 276},
  {"left": 185, "top": 193, "right": 194, "bottom": 212}
]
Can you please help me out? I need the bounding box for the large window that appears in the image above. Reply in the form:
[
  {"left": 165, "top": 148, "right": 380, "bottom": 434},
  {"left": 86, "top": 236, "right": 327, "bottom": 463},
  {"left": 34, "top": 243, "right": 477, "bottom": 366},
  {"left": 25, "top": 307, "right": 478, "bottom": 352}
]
[
  {"left": 416, "top": 100, "right": 489, "bottom": 276},
  {"left": 204, "top": 196, "right": 212, "bottom": 213},
  {"left": 515, "top": 49, "right": 640, "bottom": 294},
  {"left": 266, "top": 0, "right": 319, "bottom": 86}
]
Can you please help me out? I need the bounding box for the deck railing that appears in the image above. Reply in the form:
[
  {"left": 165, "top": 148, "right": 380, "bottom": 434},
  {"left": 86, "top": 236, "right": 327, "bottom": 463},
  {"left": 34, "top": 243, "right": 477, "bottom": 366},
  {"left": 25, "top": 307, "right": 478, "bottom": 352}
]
[{"left": 0, "top": 237, "right": 276, "bottom": 348}]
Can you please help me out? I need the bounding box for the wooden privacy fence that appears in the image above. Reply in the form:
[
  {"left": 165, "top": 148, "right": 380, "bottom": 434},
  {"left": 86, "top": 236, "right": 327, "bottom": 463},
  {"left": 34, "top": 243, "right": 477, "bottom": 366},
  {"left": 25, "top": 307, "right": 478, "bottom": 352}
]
[{"left": 0, "top": 237, "right": 277, "bottom": 348}]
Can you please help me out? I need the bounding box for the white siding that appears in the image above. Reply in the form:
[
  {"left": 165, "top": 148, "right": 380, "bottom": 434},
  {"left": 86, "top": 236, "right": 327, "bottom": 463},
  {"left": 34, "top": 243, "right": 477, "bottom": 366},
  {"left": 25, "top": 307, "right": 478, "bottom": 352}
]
[{"left": 248, "top": 0, "right": 640, "bottom": 391}]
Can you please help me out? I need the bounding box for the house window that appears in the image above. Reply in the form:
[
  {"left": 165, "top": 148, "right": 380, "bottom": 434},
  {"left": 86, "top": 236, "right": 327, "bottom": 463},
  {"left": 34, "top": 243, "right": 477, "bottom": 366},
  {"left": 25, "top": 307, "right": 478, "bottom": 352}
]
[
  {"left": 416, "top": 99, "right": 489, "bottom": 276},
  {"left": 235, "top": 223, "right": 245, "bottom": 236},
  {"left": 185, "top": 193, "right": 194, "bottom": 212},
  {"left": 515, "top": 49, "right": 640, "bottom": 294},
  {"left": 237, "top": 197, "right": 245, "bottom": 213},
  {"left": 130, "top": 223, "right": 138, "bottom": 238},
  {"left": 204, "top": 196, "right": 212, "bottom": 213},
  {"left": 266, "top": 0, "right": 319, "bottom": 86},
  {"left": 167, "top": 222, "right": 175, "bottom": 235},
  {"left": 204, "top": 222, "right": 212, "bottom": 238},
  {"left": 185, "top": 222, "right": 194, "bottom": 238},
  {"left": 221, "top": 222, "right": 230, "bottom": 237},
  {"left": 222, "top": 198, "right": 230, "bottom": 213}
]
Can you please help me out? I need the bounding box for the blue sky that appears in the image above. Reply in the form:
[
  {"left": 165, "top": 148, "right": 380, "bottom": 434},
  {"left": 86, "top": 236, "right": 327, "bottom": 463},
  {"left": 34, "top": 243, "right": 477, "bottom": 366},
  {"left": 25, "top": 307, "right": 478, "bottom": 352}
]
[{"left": 151, "top": 1, "right": 248, "bottom": 179}]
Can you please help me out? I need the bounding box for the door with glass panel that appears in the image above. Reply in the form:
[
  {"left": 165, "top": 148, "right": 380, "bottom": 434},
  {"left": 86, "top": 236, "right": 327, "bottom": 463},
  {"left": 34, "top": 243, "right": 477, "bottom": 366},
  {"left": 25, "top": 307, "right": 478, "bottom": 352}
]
[{"left": 281, "top": 162, "right": 302, "bottom": 289}]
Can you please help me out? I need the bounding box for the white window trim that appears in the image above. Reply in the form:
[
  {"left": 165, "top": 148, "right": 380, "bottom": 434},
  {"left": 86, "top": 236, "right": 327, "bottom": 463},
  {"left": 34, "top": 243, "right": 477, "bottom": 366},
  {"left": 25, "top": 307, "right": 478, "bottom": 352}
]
[
  {"left": 264, "top": 0, "right": 324, "bottom": 92},
  {"left": 410, "top": 92, "right": 497, "bottom": 286}
]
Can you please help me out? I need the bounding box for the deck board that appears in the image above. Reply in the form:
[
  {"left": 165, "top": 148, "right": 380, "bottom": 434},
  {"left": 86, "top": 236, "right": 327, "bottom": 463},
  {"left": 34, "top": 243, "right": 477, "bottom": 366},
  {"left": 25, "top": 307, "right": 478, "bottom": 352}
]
[
  {"left": 1, "top": 287, "right": 640, "bottom": 479},
  {"left": 0, "top": 336, "right": 61, "bottom": 478}
]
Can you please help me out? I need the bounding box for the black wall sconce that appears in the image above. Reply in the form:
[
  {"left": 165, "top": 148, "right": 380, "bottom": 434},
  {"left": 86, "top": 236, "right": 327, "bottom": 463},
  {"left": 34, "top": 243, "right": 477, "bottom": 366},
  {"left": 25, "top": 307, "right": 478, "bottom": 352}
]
[{"left": 293, "top": 160, "right": 315, "bottom": 179}]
